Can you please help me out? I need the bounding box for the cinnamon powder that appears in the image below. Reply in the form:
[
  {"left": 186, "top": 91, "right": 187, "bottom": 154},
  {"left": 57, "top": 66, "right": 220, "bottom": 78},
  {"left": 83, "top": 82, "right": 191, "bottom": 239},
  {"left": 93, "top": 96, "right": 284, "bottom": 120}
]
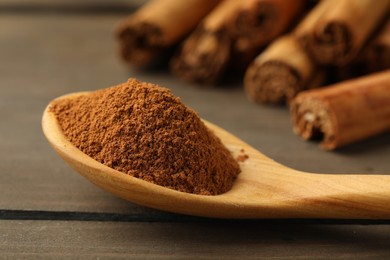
[{"left": 50, "top": 78, "right": 240, "bottom": 195}]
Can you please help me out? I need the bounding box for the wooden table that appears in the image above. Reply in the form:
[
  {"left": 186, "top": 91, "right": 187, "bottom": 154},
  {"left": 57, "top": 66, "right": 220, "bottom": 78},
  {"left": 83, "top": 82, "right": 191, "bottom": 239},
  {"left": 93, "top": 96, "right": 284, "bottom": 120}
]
[{"left": 1, "top": 1, "right": 390, "bottom": 258}]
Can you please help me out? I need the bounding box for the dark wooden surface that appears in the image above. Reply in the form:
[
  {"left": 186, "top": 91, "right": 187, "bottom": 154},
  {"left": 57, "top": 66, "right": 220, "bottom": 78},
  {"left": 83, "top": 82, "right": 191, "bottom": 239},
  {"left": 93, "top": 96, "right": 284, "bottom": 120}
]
[{"left": 1, "top": 2, "right": 390, "bottom": 258}]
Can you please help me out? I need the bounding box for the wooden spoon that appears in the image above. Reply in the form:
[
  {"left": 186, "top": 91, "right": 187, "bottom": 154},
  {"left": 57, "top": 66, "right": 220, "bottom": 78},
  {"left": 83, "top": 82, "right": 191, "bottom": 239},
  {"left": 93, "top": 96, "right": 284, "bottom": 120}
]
[{"left": 42, "top": 93, "right": 390, "bottom": 219}]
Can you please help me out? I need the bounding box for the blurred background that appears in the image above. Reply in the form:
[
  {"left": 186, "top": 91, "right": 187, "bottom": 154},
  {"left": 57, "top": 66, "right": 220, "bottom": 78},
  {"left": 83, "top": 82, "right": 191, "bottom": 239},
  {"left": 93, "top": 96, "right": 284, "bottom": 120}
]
[{"left": 1, "top": 0, "right": 390, "bottom": 257}]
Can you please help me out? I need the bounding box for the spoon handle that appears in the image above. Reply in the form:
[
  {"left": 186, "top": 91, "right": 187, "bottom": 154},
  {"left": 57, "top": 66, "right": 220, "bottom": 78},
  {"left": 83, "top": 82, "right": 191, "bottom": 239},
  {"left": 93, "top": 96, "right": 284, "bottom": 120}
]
[{"left": 272, "top": 171, "right": 390, "bottom": 219}]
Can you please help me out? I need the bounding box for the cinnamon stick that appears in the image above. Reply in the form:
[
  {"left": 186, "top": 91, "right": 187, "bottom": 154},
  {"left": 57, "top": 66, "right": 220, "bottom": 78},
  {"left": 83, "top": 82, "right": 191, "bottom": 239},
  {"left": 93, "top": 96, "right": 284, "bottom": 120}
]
[
  {"left": 328, "top": 18, "right": 390, "bottom": 82},
  {"left": 170, "top": 0, "right": 240, "bottom": 84},
  {"left": 116, "top": 0, "right": 220, "bottom": 67},
  {"left": 290, "top": 70, "right": 390, "bottom": 150},
  {"left": 295, "top": 0, "right": 390, "bottom": 66},
  {"left": 244, "top": 35, "right": 321, "bottom": 104},
  {"left": 229, "top": 0, "right": 306, "bottom": 56},
  {"left": 171, "top": 0, "right": 306, "bottom": 85},
  {"left": 362, "top": 18, "right": 390, "bottom": 73}
]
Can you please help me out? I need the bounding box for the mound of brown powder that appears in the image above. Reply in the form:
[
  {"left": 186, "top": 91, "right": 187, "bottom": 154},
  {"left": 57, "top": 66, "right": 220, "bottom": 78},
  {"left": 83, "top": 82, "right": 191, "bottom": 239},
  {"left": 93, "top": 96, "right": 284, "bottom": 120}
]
[{"left": 50, "top": 78, "right": 240, "bottom": 195}]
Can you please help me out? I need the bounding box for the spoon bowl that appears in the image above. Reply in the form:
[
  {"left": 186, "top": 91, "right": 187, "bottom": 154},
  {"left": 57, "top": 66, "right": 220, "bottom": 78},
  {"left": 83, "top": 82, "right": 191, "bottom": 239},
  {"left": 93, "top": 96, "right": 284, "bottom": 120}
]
[{"left": 42, "top": 93, "right": 390, "bottom": 219}]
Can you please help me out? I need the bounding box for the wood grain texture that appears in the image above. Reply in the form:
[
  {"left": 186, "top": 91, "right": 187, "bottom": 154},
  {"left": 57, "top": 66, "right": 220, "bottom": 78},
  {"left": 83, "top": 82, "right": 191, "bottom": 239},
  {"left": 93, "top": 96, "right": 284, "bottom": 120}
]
[
  {"left": 1, "top": 220, "right": 390, "bottom": 258},
  {"left": 1, "top": 13, "right": 389, "bottom": 214},
  {"left": 43, "top": 99, "right": 390, "bottom": 219},
  {"left": 1, "top": 7, "right": 390, "bottom": 258}
]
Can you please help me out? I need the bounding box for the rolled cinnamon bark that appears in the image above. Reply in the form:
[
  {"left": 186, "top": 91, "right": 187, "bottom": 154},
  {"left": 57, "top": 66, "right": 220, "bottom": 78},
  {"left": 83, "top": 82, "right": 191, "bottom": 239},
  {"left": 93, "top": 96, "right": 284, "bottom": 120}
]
[
  {"left": 295, "top": 0, "right": 390, "bottom": 66},
  {"left": 290, "top": 70, "right": 390, "bottom": 150},
  {"left": 329, "top": 18, "right": 390, "bottom": 81},
  {"left": 363, "top": 18, "right": 390, "bottom": 73},
  {"left": 171, "top": 0, "right": 306, "bottom": 85},
  {"left": 170, "top": 0, "right": 240, "bottom": 84},
  {"left": 229, "top": 0, "right": 305, "bottom": 55},
  {"left": 116, "top": 0, "right": 220, "bottom": 67},
  {"left": 244, "top": 35, "right": 321, "bottom": 104}
]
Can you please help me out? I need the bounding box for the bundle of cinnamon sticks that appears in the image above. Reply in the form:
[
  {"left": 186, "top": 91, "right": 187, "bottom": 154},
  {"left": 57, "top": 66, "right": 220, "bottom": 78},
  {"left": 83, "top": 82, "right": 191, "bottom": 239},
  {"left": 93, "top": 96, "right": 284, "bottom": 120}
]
[
  {"left": 116, "top": 0, "right": 306, "bottom": 77},
  {"left": 116, "top": 0, "right": 390, "bottom": 150}
]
